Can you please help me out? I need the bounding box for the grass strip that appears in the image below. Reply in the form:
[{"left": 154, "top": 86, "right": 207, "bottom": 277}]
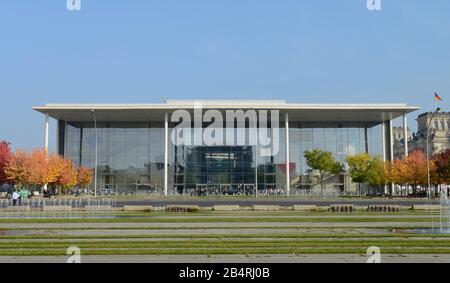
[
  {"left": 0, "top": 217, "right": 436, "bottom": 224},
  {"left": 2, "top": 232, "right": 448, "bottom": 240},
  {"left": 3, "top": 239, "right": 450, "bottom": 249},
  {"left": 1, "top": 247, "right": 450, "bottom": 256},
  {"left": 0, "top": 211, "right": 438, "bottom": 217}
]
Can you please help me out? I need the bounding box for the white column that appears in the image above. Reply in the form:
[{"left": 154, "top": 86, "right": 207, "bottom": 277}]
[
  {"left": 403, "top": 114, "right": 409, "bottom": 157},
  {"left": 402, "top": 114, "right": 409, "bottom": 197},
  {"left": 381, "top": 122, "right": 386, "bottom": 162},
  {"left": 164, "top": 112, "right": 169, "bottom": 196},
  {"left": 389, "top": 119, "right": 394, "bottom": 162},
  {"left": 389, "top": 119, "right": 394, "bottom": 196},
  {"left": 285, "top": 112, "right": 290, "bottom": 196},
  {"left": 381, "top": 121, "right": 387, "bottom": 195},
  {"left": 254, "top": 117, "right": 258, "bottom": 197},
  {"left": 56, "top": 120, "right": 60, "bottom": 155},
  {"left": 44, "top": 114, "right": 49, "bottom": 151},
  {"left": 93, "top": 112, "right": 98, "bottom": 199},
  {"left": 43, "top": 114, "right": 49, "bottom": 193}
]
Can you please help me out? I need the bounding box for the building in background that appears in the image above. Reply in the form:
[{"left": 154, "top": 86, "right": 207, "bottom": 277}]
[
  {"left": 392, "top": 126, "right": 413, "bottom": 159},
  {"left": 409, "top": 112, "right": 450, "bottom": 156},
  {"left": 33, "top": 100, "right": 419, "bottom": 197}
]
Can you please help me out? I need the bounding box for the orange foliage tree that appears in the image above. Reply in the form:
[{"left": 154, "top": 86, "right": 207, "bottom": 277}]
[
  {"left": 77, "top": 166, "right": 93, "bottom": 189},
  {"left": 5, "top": 148, "right": 88, "bottom": 192},
  {"left": 390, "top": 149, "right": 436, "bottom": 195},
  {"left": 26, "top": 149, "right": 67, "bottom": 188},
  {"left": 391, "top": 159, "right": 409, "bottom": 186},
  {"left": 408, "top": 150, "right": 436, "bottom": 194},
  {"left": 383, "top": 160, "right": 391, "bottom": 184},
  {"left": 55, "top": 158, "right": 78, "bottom": 193},
  {"left": 4, "top": 150, "right": 30, "bottom": 186}
]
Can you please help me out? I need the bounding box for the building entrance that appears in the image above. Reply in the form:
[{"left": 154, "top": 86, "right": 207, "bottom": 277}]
[{"left": 191, "top": 183, "right": 256, "bottom": 196}]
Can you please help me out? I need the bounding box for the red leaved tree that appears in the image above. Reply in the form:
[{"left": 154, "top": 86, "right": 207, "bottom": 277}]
[
  {"left": 434, "top": 149, "right": 450, "bottom": 185},
  {"left": 0, "top": 141, "right": 12, "bottom": 184}
]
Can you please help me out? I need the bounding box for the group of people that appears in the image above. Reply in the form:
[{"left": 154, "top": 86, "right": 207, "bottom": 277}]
[{"left": 11, "top": 189, "right": 29, "bottom": 206}]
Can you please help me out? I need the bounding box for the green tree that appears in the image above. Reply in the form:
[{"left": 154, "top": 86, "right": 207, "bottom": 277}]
[
  {"left": 346, "top": 153, "right": 372, "bottom": 196},
  {"left": 346, "top": 154, "right": 387, "bottom": 196},
  {"left": 367, "top": 157, "right": 388, "bottom": 187},
  {"left": 304, "top": 149, "right": 343, "bottom": 196}
]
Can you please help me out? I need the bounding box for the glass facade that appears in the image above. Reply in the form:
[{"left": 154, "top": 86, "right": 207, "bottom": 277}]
[
  {"left": 289, "top": 122, "right": 383, "bottom": 195},
  {"left": 172, "top": 126, "right": 286, "bottom": 196},
  {"left": 64, "top": 122, "right": 166, "bottom": 195},
  {"left": 60, "top": 118, "right": 385, "bottom": 196}
]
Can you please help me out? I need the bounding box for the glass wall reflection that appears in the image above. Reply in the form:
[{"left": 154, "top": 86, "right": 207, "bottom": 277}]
[
  {"left": 171, "top": 126, "right": 287, "bottom": 196},
  {"left": 63, "top": 120, "right": 384, "bottom": 196},
  {"left": 289, "top": 122, "right": 383, "bottom": 196},
  {"left": 65, "top": 122, "right": 165, "bottom": 195}
]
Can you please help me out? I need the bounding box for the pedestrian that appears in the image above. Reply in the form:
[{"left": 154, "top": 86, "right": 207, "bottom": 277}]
[
  {"left": 18, "top": 188, "right": 27, "bottom": 205},
  {"left": 12, "top": 190, "right": 19, "bottom": 207},
  {"left": 18, "top": 191, "right": 22, "bottom": 206}
]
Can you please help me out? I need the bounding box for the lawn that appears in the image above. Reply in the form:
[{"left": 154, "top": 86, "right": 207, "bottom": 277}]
[{"left": 0, "top": 210, "right": 447, "bottom": 256}]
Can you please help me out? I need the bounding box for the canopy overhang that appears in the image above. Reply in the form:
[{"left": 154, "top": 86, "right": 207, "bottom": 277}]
[{"left": 33, "top": 100, "right": 420, "bottom": 125}]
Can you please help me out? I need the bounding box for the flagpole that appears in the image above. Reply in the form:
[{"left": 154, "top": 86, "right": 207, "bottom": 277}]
[{"left": 434, "top": 92, "right": 442, "bottom": 111}]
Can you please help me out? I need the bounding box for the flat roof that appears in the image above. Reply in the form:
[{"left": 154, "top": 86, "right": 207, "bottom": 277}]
[{"left": 33, "top": 100, "right": 420, "bottom": 124}]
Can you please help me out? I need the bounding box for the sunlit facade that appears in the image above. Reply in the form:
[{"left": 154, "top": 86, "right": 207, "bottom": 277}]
[{"left": 34, "top": 100, "right": 419, "bottom": 196}]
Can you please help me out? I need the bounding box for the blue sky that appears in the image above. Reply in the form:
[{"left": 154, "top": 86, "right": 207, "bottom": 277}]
[{"left": 0, "top": 0, "right": 449, "bottom": 151}]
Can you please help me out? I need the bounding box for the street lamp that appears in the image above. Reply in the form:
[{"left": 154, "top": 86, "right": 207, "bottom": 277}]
[
  {"left": 90, "top": 109, "right": 98, "bottom": 199},
  {"left": 426, "top": 107, "right": 440, "bottom": 200}
]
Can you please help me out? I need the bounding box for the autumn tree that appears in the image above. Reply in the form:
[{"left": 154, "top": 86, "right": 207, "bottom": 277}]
[
  {"left": 391, "top": 159, "right": 409, "bottom": 191},
  {"left": 407, "top": 150, "right": 427, "bottom": 192},
  {"left": 55, "top": 158, "right": 78, "bottom": 193},
  {"left": 381, "top": 160, "right": 393, "bottom": 186},
  {"left": 26, "top": 149, "right": 64, "bottom": 188},
  {"left": 434, "top": 149, "right": 450, "bottom": 186},
  {"left": 77, "top": 166, "right": 93, "bottom": 189},
  {"left": 304, "top": 149, "right": 343, "bottom": 196},
  {"left": 26, "top": 149, "right": 48, "bottom": 187},
  {"left": 4, "top": 148, "right": 87, "bottom": 193},
  {"left": 4, "top": 150, "right": 30, "bottom": 187},
  {"left": 391, "top": 149, "right": 435, "bottom": 196},
  {"left": 47, "top": 153, "right": 65, "bottom": 186},
  {"left": 0, "top": 141, "right": 12, "bottom": 184}
]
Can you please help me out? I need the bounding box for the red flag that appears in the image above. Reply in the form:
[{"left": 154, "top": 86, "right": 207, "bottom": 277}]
[{"left": 435, "top": 92, "right": 443, "bottom": 101}]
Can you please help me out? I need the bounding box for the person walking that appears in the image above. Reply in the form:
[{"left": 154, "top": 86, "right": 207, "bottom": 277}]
[
  {"left": 18, "top": 191, "right": 22, "bottom": 206},
  {"left": 12, "top": 190, "right": 19, "bottom": 207},
  {"left": 18, "top": 188, "right": 27, "bottom": 206}
]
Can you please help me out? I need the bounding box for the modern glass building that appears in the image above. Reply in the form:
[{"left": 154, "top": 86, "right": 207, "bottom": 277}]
[{"left": 33, "top": 100, "right": 419, "bottom": 196}]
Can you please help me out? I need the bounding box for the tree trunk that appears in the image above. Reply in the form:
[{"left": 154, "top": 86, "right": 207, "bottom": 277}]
[
  {"left": 320, "top": 173, "right": 324, "bottom": 197},
  {"left": 320, "top": 180, "right": 323, "bottom": 197}
]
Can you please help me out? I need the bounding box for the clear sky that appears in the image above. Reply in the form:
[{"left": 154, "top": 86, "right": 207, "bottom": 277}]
[{"left": 0, "top": 0, "right": 449, "bottom": 151}]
